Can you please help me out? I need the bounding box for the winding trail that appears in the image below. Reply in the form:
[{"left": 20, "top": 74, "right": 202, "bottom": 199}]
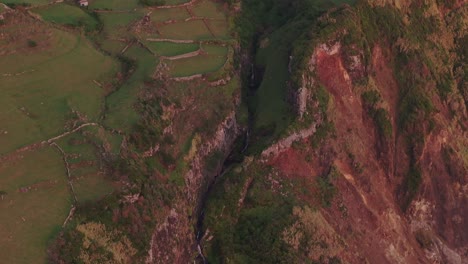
[{"left": 43, "top": 123, "right": 99, "bottom": 144}]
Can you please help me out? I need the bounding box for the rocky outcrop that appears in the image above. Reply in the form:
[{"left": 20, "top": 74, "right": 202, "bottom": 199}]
[
  {"left": 261, "top": 122, "right": 319, "bottom": 159},
  {"left": 147, "top": 110, "right": 242, "bottom": 263},
  {"left": 185, "top": 110, "right": 241, "bottom": 206}
]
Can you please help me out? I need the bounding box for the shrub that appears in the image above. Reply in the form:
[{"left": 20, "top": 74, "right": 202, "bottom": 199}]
[
  {"left": 361, "top": 91, "right": 393, "bottom": 138},
  {"left": 316, "top": 173, "right": 337, "bottom": 208},
  {"left": 139, "top": 0, "right": 165, "bottom": 6},
  {"left": 5, "top": 2, "right": 31, "bottom": 8},
  {"left": 27, "top": 39, "right": 37, "bottom": 47},
  {"left": 373, "top": 108, "right": 392, "bottom": 138},
  {"left": 436, "top": 73, "right": 453, "bottom": 99},
  {"left": 414, "top": 229, "right": 433, "bottom": 249},
  {"left": 361, "top": 90, "right": 380, "bottom": 107}
]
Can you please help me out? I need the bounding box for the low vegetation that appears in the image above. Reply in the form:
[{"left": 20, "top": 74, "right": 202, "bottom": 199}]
[{"left": 34, "top": 3, "right": 100, "bottom": 32}]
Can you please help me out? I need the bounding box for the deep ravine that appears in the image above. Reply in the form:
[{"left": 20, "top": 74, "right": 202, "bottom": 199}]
[{"left": 194, "top": 56, "right": 261, "bottom": 263}]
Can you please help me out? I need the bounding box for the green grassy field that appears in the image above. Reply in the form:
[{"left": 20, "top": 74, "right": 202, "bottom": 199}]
[
  {"left": 158, "top": 20, "right": 212, "bottom": 40},
  {"left": 0, "top": 147, "right": 71, "bottom": 264},
  {"left": 150, "top": 6, "right": 189, "bottom": 22},
  {"left": 252, "top": 39, "right": 291, "bottom": 139},
  {"left": 105, "top": 45, "right": 158, "bottom": 132},
  {"left": 0, "top": 1, "right": 238, "bottom": 262},
  {"left": 0, "top": 17, "right": 121, "bottom": 261},
  {"left": 207, "top": 19, "right": 230, "bottom": 39},
  {"left": 90, "top": 0, "right": 140, "bottom": 11},
  {"left": 0, "top": 29, "right": 118, "bottom": 155},
  {"left": 55, "top": 128, "right": 116, "bottom": 202},
  {"left": 202, "top": 43, "right": 227, "bottom": 56},
  {"left": 99, "top": 38, "right": 127, "bottom": 54},
  {"left": 167, "top": 53, "right": 226, "bottom": 77},
  {"left": 144, "top": 41, "right": 199, "bottom": 56},
  {"left": 190, "top": 0, "right": 225, "bottom": 19},
  {"left": 33, "top": 3, "right": 99, "bottom": 31},
  {"left": 99, "top": 11, "right": 143, "bottom": 39},
  {"left": 165, "top": 0, "right": 190, "bottom": 4},
  {"left": 2, "top": 0, "right": 50, "bottom": 6}
]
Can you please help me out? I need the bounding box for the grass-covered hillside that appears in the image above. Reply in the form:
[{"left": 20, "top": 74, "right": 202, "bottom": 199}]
[
  {"left": 0, "top": 0, "right": 240, "bottom": 263},
  {"left": 201, "top": 0, "right": 467, "bottom": 263}
]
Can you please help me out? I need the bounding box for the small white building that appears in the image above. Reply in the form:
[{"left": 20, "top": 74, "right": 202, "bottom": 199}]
[{"left": 78, "top": 0, "right": 88, "bottom": 7}]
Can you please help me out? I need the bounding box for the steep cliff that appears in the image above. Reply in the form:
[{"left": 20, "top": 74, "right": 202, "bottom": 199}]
[
  {"left": 201, "top": 0, "right": 467, "bottom": 263},
  {"left": 43, "top": 0, "right": 466, "bottom": 262}
]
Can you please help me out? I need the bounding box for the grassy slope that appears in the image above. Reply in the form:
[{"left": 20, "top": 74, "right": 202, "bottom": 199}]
[
  {"left": 104, "top": 45, "right": 158, "bottom": 132},
  {"left": 0, "top": 16, "right": 118, "bottom": 263},
  {"left": 34, "top": 3, "right": 99, "bottom": 31},
  {"left": 253, "top": 34, "right": 291, "bottom": 140},
  {"left": 0, "top": 148, "right": 71, "bottom": 264},
  {"left": 0, "top": 0, "right": 237, "bottom": 262},
  {"left": 2, "top": 0, "right": 50, "bottom": 6},
  {"left": 144, "top": 41, "right": 199, "bottom": 56},
  {"left": 0, "top": 29, "right": 117, "bottom": 154},
  {"left": 89, "top": 0, "right": 140, "bottom": 11}
]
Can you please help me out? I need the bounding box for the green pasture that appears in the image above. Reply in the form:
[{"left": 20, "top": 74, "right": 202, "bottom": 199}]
[
  {"left": 0, "top": 29, "right": 118, "bottom": 155},
  {"left": 99, "top": 38, "right": 127, "bottom": 54},
  {"left": 165, "top": 0, "right": 190, "bottom": 4},
  {"left": 105, "top": 45, "right": 158, "bottom": 132},
  {"left": 207, "top": 19, "right": 230, "bottom": 39},
  {"left": 190, "top": 0, "right": 225, "bottom": 19},
  {"left": 202, "top": 43, "right": 227, "bottom": 56},
  {"left": 0, "top": 21, "right": 53, "bottom": 56},
  {"left": 1, "top": 0, "right": 50, "bottom": 7},
  {"left": 0, "top": 147, "right": 71, "bottom": 264},
  {"left": 33, "top": 3, "right": 99, "bottom": 31},
  {"left": 55, "top": 126, "right": 119, "bottom": 202},
  {"left": 90, "top": 0, "right": 140, "bottom": 11},
  {"left": 99, "top": 11, "right": 143, "bottom": 38},
  {"left": 150, "top": 6, "right": 189, "bottom": 22},
  {"left": 158, "top": 20, "right": 212, "bottom": 40},
  {"left": 167, "top": 53, "right": 226, "bottom": 77},
  {"left": 144, "top": 41, "right": 199, "bottom": 56},
  {"left": 252, "top": 35, "right": 291, "bottom": 143}
]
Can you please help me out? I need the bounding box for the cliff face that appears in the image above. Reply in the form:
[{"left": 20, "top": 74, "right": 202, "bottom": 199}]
[
  {"left": 147, "top": 110, "right": 242, "bottom": 263},
  {"left": 201, "top": 0, "right": 467, "bottom": 263}
]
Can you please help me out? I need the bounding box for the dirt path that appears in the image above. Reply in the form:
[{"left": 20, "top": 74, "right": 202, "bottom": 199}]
[
  {"left": 160, "top": 49, "right": 202, "bottom": 60},
  {"left": 1, "top": 69, "right": 36, "bottom": 77},
  {"left": 149, "top": 0, "right": 199, "bottom": 9},
  {"left": 172, "top": 74, "right": 203, "bottom": 81},
  {"left": 43, "top": 123, "right": 99, "bottom": 144},
  {"left": 51, "top": 142, "right": 78, "bottom": 203},
  {"left": 0, "top": 123, "right": 100, "bottom": 165},
  {"left": 146, "top": 38, "right": 196, "bottom": 43}
]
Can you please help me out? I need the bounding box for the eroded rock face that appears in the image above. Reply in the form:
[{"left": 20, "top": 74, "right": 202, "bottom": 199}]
[
  {"left": 148, "top": 1, "right": 467, "bottom": 263},
  {"left": 147, "top": 111, "right": 242, "bottom": 263},
  {"left": 263, "top": 19, "right": 466, "bottom": 262}
]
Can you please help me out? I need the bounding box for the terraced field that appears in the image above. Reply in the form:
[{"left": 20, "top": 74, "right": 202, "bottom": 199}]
[{"left": 0, "top": 0, "right": 236, "bottom": 262}]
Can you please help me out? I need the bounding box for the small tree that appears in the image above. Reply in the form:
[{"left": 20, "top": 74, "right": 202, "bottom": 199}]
[{"left": 0, "top": 190, "right": 7, "bottom": 200}]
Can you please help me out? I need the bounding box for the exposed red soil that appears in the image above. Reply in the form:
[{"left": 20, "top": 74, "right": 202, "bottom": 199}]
[
  {"left": 371, "top": 45, "right": 398, "bottom": 126},
  {"left": 267, "top": 147, "right": 315, "bottom": 179},
  {"left": 315, "top": 48, "right": 353, "bottom": 99}
]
